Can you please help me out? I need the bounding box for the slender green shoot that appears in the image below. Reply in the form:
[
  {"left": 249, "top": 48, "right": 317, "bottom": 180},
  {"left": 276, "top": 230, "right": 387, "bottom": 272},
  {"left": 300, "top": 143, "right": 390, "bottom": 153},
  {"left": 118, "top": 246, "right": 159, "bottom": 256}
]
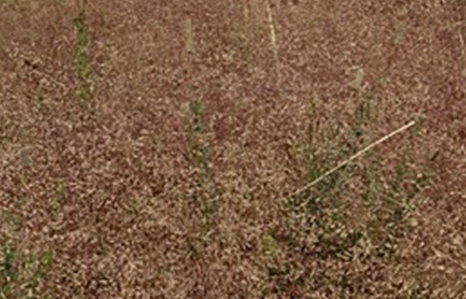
[{"left": 73, "top": 0, "right": 92, "bottom": 101}]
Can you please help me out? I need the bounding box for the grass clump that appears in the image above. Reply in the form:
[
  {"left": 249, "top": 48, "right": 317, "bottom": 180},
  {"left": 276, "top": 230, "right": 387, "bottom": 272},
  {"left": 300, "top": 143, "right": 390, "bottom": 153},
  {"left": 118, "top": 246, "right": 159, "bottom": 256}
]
[
  {"left": 0, "top": 245, "right": 53, "bottom": 299},
  {"left": 277, "top": 94, "right": 431, "bottom": 297}
]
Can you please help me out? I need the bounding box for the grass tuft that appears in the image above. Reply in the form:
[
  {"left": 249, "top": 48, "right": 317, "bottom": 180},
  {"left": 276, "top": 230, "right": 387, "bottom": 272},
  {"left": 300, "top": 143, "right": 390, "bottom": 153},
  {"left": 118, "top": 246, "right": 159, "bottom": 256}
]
[{"left": 288, "top": 119, "right": 417, "bottom": 201}]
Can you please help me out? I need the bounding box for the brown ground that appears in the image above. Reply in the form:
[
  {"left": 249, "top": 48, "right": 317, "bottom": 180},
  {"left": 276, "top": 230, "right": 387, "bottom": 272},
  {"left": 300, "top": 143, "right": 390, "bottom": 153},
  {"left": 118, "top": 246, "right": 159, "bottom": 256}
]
[{"left": 1, "top": 0, "right": 465, "bottom": 298}]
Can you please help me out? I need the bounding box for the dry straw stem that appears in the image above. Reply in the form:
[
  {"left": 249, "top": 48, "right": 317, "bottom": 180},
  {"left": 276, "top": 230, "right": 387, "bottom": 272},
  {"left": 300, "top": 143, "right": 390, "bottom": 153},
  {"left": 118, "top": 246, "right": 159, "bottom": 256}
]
[
  {"left": 288, "top": 119, "right": 418, "bottom": 201},
  {"left": 185, "top": 18, "right": 194, "bottom": 54},
  {"left": 266, "top": 0, "right": 278, "bottom": 56}
]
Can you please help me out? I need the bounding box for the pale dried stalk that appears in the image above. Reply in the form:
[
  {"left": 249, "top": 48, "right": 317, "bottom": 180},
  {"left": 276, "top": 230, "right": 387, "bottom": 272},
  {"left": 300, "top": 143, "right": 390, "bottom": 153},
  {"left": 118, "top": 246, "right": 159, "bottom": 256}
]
[{"left": 288, "top": 119, "right": 417, "bottom": 200}]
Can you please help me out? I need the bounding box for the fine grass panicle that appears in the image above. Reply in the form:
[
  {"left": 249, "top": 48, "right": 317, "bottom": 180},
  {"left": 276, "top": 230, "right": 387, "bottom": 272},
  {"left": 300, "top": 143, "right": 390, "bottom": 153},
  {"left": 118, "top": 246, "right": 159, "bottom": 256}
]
[
  {"left": 232, "top": 0, "right": 269, "bottom": 69},
  {"left": 1, "top": 1, "right": 463, "bottom": 298}
]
